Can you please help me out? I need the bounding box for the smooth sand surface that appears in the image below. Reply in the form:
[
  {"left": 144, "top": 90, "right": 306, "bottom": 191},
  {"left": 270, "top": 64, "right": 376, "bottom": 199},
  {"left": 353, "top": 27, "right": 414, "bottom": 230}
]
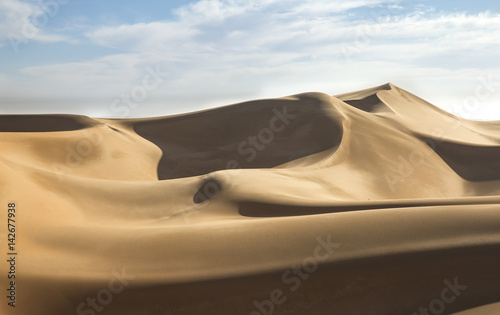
[{"left": 1, "top": 84, "right": 499, "bottom": 314}]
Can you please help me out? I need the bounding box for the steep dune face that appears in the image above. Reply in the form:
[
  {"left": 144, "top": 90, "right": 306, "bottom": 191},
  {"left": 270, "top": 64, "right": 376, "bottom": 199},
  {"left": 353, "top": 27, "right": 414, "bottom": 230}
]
[
  {"left": 1, "top": 84, "right": 500, "bottom": 315},
  {"left": 132, "top": 93, "right": 343, "bottom": 180}
]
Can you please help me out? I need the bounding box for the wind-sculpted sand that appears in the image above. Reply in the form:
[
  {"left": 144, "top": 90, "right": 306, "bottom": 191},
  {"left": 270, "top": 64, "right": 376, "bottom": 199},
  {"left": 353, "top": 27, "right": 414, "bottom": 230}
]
[{"left": 1, "top": 84, "right": 499, "bottom": 314}]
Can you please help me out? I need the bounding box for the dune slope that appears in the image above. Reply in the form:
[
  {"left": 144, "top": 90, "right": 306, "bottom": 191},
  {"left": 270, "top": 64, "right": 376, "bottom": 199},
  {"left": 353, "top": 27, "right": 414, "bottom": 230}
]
[{"left": 1, "top": 84, "right": 500, "bottom": 315}]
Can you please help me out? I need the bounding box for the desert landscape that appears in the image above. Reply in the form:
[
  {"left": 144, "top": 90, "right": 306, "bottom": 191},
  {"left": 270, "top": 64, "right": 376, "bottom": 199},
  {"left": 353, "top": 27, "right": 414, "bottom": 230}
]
[{"left": 1, "top": 83, "right": 500, "bottom": 314}]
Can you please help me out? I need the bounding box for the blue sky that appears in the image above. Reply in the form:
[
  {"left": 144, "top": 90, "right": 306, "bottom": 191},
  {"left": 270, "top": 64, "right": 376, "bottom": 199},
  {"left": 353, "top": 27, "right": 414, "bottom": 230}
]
[{"left": 0, "top": 0, "right": 499, "bottom": 118}]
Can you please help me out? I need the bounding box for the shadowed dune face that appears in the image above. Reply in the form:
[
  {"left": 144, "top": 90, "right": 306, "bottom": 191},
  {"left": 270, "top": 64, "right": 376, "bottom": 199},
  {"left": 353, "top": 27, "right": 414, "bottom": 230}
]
[
  {"left": 134, "top": 94, "right": 343, "bottom": 180},
  {"left": 2, "top": 84, "right": 500, "bottom": 315},
  {"left": 0, "top": 115, "right": 91, "bottom": 132},
  {"left": 238, "top": 198, "right": 500, "bottom": 217},
  {"left": 336, "top": 82, "right": 392, "bottom": 113},
  {"left": 425, "top": 139, "right": 500, "bottom": 181},
  {"left": 193, "top": 178, "right": 223, "bottom": 203},
  {"left": 343, "top": 93, "right": 385, "bottom": 112}
]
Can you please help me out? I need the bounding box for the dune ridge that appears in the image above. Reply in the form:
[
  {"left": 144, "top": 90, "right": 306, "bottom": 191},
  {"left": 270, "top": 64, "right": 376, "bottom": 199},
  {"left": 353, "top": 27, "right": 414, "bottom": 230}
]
[{"left": 1, "top": 83, "right": 500, "bottom": 314}]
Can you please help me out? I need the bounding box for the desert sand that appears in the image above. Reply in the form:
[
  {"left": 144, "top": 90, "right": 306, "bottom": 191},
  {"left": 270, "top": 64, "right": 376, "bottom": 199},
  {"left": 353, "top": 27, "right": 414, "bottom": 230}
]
[{"left": 1, "top": 83, "right": 500, "bottom": 314}]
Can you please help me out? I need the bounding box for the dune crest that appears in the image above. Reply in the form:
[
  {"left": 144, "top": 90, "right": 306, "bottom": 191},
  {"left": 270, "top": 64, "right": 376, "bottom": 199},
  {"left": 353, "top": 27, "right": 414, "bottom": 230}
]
[{"left": 1, "top": 84, "right": 500, "bottom": 314}]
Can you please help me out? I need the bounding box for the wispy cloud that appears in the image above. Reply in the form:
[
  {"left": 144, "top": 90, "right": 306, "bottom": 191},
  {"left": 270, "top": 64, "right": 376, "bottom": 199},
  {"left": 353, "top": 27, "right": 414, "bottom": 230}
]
[
  {"left": 86, "top": 22, "right": 198, "bottom": 52},
  {"left": 0, "top": 0, "right": 68, "bottom": 48}
]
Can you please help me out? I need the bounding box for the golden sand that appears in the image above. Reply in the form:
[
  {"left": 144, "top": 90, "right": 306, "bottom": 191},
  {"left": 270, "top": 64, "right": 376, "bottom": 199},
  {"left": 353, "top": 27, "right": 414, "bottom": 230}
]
[{"left": 1, "top": 84, "right": 499, "bottom": 314}]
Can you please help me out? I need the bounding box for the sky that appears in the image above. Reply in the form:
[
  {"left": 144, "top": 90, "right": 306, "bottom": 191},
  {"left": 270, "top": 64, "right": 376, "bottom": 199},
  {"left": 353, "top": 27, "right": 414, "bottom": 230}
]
[{"left": 0, "top": 0, "right": 499, "bottom": 119}]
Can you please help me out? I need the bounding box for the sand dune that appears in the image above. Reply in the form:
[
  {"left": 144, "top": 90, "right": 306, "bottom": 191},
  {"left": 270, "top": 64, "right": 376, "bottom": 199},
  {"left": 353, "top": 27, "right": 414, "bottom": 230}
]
[{"left": 1, "top": 84, "right": 500, "bottom": 314}]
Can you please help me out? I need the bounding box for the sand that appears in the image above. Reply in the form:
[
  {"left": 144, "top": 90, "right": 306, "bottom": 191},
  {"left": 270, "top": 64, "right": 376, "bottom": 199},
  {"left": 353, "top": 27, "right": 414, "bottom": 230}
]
[{"left": 1, "top": 83, "right": 499, "bottom": 314}]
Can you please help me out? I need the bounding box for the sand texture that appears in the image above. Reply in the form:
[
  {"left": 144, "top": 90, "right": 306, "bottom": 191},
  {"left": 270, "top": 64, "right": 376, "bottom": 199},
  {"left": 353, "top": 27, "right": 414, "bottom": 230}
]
[{"left": 1, "top": 83, "right": 500, "bottom": 314}]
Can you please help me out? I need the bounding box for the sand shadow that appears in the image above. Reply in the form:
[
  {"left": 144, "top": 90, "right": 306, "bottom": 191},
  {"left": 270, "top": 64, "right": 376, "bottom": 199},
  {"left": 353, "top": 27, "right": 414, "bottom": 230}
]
[
  {"left": 425, "top": 139, "right": 500, "bottom": 181},
  {"left": 0, "top": 115, "right": 91, "bottom": 132},
  {"left": 134, "top": 95, "right": 343, "bottom": 180},
  {"left": 343, "top": 93, "right": 387, "bottom": 112}
]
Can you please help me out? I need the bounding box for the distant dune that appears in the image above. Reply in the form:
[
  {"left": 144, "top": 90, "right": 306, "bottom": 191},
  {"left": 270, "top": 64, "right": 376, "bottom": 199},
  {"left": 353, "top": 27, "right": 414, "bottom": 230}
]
[{"left": 1, "top": 84, "right": 500, "bottom": 314}]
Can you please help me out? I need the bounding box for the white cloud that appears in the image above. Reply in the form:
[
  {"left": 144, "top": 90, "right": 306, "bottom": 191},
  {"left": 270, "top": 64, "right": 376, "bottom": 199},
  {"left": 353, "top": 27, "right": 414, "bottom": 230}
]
[
  {"left": 84, "top": 0, "right": 403, "bottom": 53},
  {"left": 174, "top": 0, "right": 251, "bottom": 24},
  {"left": 0, "top": 0, "right": 67, "bottom": 49},
  {"left": 86, "top": 22, "right": 199, "bottom": 53},
  {"left": 22, "top": 53, "right": 140, "bottom": 79}
]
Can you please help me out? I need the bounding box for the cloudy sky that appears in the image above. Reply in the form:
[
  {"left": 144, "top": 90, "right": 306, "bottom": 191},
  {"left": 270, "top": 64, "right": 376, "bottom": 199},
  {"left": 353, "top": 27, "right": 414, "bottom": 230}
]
[{"left": 0, "top": 0, "right": 499, "bottom": 119}]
